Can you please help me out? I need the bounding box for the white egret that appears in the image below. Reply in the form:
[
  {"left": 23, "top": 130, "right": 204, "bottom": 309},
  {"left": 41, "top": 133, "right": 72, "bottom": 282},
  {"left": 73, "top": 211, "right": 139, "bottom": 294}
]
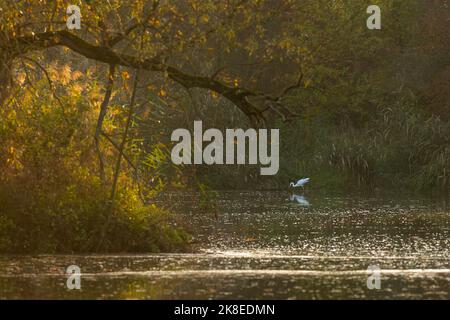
[{"left": 289, "top": 177, "right": 310, "bottom": 190}]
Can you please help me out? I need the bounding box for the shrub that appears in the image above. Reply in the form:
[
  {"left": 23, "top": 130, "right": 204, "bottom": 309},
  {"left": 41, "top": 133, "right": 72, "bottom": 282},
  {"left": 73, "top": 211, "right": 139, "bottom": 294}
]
[{"left": 0, "top": 171, "right": 190, "bottom": 254}]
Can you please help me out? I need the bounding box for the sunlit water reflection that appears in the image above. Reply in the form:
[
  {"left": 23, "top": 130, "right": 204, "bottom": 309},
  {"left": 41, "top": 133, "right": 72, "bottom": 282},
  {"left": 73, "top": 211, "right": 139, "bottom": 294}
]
[{"left": 1, "top": 191, "right": 449, "bottom": 299}]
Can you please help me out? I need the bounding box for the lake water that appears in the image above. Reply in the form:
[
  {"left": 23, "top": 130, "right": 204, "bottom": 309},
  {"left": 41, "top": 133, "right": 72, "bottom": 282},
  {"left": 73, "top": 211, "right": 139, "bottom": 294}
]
[{"left": 1, "top": 191, "right": 449, "bottom": 299}]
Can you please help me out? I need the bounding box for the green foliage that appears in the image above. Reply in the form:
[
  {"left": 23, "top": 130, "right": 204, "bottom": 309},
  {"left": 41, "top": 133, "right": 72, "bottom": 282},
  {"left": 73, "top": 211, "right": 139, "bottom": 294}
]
[
  {"left": 197, "top": 182, "right": 218, "bottom": 210},
  {"left": 0, "top": 60, "right": 190, "bottom": 254},
  {"left": 171, "top": 0, "right": 449, "bottom": 195},
  {"left": 0, "top": 173, "right": 190, "bottom": 254},
  {"left": 276, "top": 101, "right": 450, "bottom": 194}
]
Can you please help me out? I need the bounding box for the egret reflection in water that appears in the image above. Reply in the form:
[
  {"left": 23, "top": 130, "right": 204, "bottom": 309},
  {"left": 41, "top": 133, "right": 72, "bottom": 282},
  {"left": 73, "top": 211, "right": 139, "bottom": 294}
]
[{"left": 290, "top": 193, "right": 310, "bottom": 206}]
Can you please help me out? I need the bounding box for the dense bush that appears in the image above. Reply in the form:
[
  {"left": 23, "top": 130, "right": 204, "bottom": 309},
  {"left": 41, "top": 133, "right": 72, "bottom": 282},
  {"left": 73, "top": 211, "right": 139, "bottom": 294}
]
[{"left": 0, "top": 172, "right": 189, "bottom": 254}]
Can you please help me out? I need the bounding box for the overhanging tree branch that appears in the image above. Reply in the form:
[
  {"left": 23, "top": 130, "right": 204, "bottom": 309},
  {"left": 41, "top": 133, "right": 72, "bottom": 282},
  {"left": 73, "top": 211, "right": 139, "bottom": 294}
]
[{"left": 7, "top": 30, "right": 299, "bottom": 125}]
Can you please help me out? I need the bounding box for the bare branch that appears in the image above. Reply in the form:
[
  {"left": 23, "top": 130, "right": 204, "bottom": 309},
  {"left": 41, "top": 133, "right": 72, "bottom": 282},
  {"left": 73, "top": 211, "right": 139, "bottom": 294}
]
[{"left": 95, "top": 64, "right": 116, "bottom": 181}]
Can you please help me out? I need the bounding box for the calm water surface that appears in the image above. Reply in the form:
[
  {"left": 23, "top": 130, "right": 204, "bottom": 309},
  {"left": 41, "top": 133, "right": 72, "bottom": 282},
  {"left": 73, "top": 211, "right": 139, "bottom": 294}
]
[{"left": 1, "top": 191, "right": 449, "bottom": 299}]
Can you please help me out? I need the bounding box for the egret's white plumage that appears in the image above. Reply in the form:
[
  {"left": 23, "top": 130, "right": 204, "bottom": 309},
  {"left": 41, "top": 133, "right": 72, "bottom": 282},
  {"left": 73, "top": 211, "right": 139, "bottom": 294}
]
[{"left": 289, "top": 177, "right": 310, "bottom": 188}]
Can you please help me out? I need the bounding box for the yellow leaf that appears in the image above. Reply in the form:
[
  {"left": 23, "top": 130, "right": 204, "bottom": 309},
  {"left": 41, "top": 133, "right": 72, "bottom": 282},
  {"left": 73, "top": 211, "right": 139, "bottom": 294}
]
[
  {"left": 211, "top": 91, "right": 219, "bottom": 98},
  {"left": 17, "top": 72, "right": 26, "bottom": 85},
  {"left": 201, "top": 15, "right": 209, "bottom": 23},
  {"left": 60, "top": 64, "right": 72, "bottom": 85},
  {"left": 71, "top": 70, "right": 83, "bottom": 81},
  {"left": 121, "top": 71, "right": 130, "bottom": 79}
]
